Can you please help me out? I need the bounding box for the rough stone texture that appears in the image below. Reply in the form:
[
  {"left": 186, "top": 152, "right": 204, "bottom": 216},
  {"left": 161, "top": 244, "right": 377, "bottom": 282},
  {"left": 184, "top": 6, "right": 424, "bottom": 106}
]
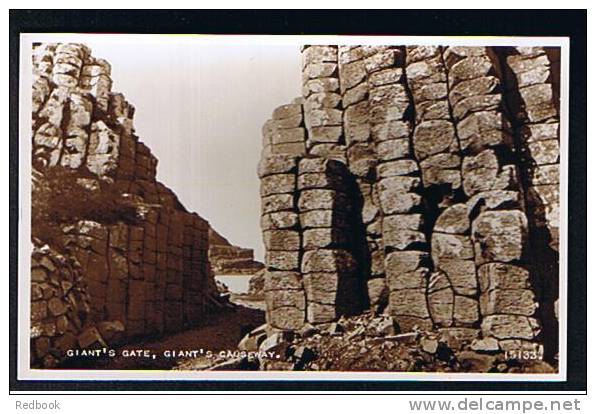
[
  {"left": 302, "top": 46, "right": 343, "bottom": 156},
  {"left": 262, "top": 100, "right": 307, "bottom": 158},
  {"left": 501, "top": 47, "right": 560, "bottom": 358},
  {"left": 30, "top": 242, "right": 97, "bottom": 368},
  {"left": 258, "top": 109, "right": 305, "bottom": 330},
  {"left": 31, "top": 44, "right": 218, "bottom": 367},
  {"left": 255, "top": 44, "right": 559, "bottom": 356},
  {"left": 440, "top": 46, "right": 544, "bottom": 349},
  {"left": 406, "top": 46, "right": 462, "bottom": 193}
]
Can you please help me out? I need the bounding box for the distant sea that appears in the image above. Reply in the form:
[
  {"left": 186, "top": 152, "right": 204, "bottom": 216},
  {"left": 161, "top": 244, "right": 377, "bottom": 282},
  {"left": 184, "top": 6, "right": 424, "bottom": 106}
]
[{"left": 215, "top": 274, "right": 253, "bottom": 294}]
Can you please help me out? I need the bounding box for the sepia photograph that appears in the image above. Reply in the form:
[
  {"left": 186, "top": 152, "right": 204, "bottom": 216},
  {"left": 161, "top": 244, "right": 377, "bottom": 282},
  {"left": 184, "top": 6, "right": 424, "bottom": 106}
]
[{"left": 17, "top": 32, "right": 568, "bottom": 382}]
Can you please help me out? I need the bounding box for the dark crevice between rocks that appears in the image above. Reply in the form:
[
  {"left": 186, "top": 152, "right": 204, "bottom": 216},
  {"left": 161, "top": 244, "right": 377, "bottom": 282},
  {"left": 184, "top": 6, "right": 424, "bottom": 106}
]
[
  {"left": 347, "top": 173, "right": 372, "bottom": 312},
  {"left": 492, "top": 46, "right": 538, "bottom": 203},
  {"left": 544, "top": 48, "right": 561, "bottom": 113},
  {"left": 333, "top": 163, "right": 369, "bottom": 317},
  {"left": 56, "top": 98, "right": 72, "bottom": 167},
  {"left": 418, "top": 184, "right": 447, "bottom": 245},
  {"left": 80, "top": 101, "right": 95, "bottom": 171},
  {"left": 438, "top": 46, "right": 466, "bottom": 169},
  {"left": 334, "top": 48, "right": 347, "bottom": 148},
  {"left": 294, "top": 111, "right": 306, "bottom": 235},
  {"left": 101, "top": 226, "right": 112, "bottom": 324},
  {"left": 340, "top": 47, "right": 383, "bottom": 312},
  {"left": 397, "top": 46, "right": 420, "bottom": 176},
  {"left": 293, "top": 158, "right": 308, "bottom": 328}
]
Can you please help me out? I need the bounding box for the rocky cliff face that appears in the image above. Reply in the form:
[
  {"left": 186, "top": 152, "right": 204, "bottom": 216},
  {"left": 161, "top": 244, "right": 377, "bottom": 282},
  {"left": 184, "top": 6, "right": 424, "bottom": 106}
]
[
  {"left": 208, "top": 228, "right": 264, "bottom": 275},
  {"left": 259, "top": 46, "right": 560, "bottom": 358},
  {"left": 30, "top": 43, "right": 219, "bottom": 367}
]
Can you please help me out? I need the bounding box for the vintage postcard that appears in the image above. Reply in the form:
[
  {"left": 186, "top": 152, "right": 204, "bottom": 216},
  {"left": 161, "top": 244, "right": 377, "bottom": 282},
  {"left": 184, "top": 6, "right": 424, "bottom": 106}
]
[{"left": 17, "top": 34, "right": 569, "bottom": 382}]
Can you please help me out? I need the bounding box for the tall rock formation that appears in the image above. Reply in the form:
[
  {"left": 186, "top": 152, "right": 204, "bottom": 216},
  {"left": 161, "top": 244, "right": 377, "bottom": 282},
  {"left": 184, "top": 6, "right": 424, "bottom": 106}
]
[
  {"left": 30, "top": 43, "right": 218, "bottom": 367},
  {"left": 259, "top": 45, "right": 560, "bottom": 357},
  {"left": 208, "top": 228, "right": 264, "bottom": 275}
]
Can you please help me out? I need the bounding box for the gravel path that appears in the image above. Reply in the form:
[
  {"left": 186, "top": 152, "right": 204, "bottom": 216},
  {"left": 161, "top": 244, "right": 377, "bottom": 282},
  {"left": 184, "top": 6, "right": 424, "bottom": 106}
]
[{"left": 60, "top": 303, "right": 265, "bottom": 370}]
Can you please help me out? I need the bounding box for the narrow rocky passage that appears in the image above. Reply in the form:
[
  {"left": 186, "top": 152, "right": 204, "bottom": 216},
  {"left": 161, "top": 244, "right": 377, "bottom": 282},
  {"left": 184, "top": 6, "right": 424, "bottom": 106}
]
[{"left": 60, "top": 304, "right": 264, "bottom": 370}]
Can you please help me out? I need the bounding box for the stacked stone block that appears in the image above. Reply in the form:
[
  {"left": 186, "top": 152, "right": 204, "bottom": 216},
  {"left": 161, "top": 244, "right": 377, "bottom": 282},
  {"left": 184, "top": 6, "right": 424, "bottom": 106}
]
[
  {"left": 429, "top": 203, "right": 479, "bottom": 330},
  {"left": 30, "top": 242, "right": 102, "bottom": 369},
  {"left": 33, "top": 43, "right": 91, "bottom": 169},
  {"left": 502, "top": 47, "right": 560, "bottom": 251},
  {"left": 301, "top": 46, "right": 345, "bottom": 160},
  {"left": 442, "top": 46, "right": 541, "bottom": 351},
  {"left": 338, "top": 46, "right": 397, "bottom": 310},
  {"left": 368, "top": 48, "right": 432, "bottom": 332},
  {"left": 406, "top": 46, "right": 462, "bottom": 194},
  {"left": 262, "top": 100, "right": 307, "bottom": 157},
  {"left": 259, "top": 153, "right": 305, "bottom": 331},
  {"left": 403, "top": 46, "right": 480, "bottom": 331},
  {"left": 78, "top": 49, "right": 112, "bottom": 112},
  {"left": 259, "top": 98, "right": 365, "bottom": 329},
  {"left": 259, "top": 99, "right": 310, "bottom": 331},
  {"left": 298, "top": 158, "right": 360, "bottom": 324},
  {"left": 500, "top": 46, "right": 561, "bottom": 355}
]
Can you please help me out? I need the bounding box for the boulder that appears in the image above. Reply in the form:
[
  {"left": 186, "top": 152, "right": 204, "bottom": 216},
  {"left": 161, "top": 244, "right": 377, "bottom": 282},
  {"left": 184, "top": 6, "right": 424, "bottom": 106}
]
[
  {"left": 259, "top": 332, "right": 290, "bottom": 358},
  {"left": 238, "top": 324, "right": 268, "bottom": 352},
  {"left": 367, "top": 315, "right": 397, "bottom": 337},
  {"left": 471, "top": 337, "right": 500, "bottom": 353},
  {"left": 420, "top": 337, "right": 439, "bottom": 354}
]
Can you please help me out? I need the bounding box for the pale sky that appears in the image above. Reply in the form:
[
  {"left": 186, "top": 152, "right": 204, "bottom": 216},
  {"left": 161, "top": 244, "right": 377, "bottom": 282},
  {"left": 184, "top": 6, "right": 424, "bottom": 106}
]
[{"left": 82, "top": 39, "right": 302, "bottom": 261}]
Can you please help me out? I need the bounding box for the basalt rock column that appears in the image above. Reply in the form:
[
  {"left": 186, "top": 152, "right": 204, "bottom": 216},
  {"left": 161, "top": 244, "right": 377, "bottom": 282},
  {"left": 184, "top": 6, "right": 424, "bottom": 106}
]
[
  {"left": 406, "top": 46, "right": 462, "bottom": 193},
  {"left": 502, "top": 47, "right": 560, "bottom": 250},
  {"left": 338, "top": 46, "right": 402, "bottom": 310},
  {"left": 443, "top": 46, "right": 541, "bottom": 351},
  {"left": 501, "top": 46, "right": 561, "bottom": 357},
  {"left": 298, "top": 158, "right": 360, "bottom": 324},
  {"left": 504, "top": 47, "right": 560, "bottom": 251},
  {"left": 302, "top": 46, "right": 346, "bottom": 161},
  {"left": 364, "top": 47, "right": 432, "bottom": 331},
  {"left": 260, "top": 102, "right": 308, "bottom": 331},
  {"left": 182, "top": 214, "right": 209, "bottom": 328},
  {"left": 34, "top": 43, "right": 92, "bottom": 169},
  {"left": 104, "top": 222, "right": 128, "bottom": 334},
  {"left": 404, "top": 46, "right": 480, "bottom": 331}
]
